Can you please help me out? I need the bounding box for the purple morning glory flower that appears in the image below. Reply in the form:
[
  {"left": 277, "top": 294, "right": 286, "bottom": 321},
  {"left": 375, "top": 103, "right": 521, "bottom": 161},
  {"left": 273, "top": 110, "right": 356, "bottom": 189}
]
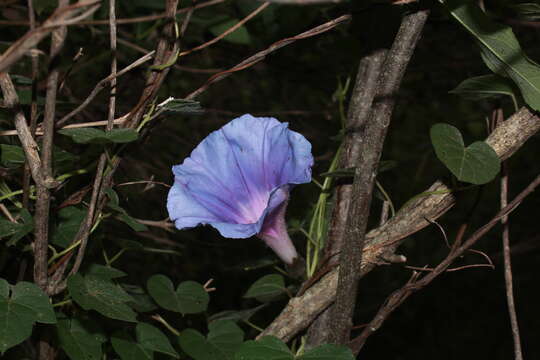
[{"left": 167, "top": 114, "right": 313, "bottom": 264}]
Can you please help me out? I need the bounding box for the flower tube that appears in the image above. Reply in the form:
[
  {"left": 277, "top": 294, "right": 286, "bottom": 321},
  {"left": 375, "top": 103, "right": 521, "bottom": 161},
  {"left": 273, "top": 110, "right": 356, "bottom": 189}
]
[{"left": 167, "top": 114, "right": 313, "bottom": 265}]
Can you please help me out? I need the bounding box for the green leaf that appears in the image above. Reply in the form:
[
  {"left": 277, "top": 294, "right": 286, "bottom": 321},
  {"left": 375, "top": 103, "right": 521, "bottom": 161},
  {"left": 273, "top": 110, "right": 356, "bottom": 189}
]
[
  {"left": 111, "top": 331, "right": 153, "bottom": 360},
  {"left": 243, "top": 274, "right": 286, "bottom": 302},
  {"left": 0, "top": 219, "right": 27, "bottom": 240},
  {"left": 4, "top": 209, "right": 33, "bottom": 246},
  {"left": 443, "top": 0, "right": 540, "bottom": 110},
  {"left": 208, "top": 304, "right": 266, "bottom": 323},
  {"left": 233, "top": 336, "right": 293, "bottom": 360},
  {"left": 0, "top": 279, "right": 56, "bottom": 354},
  {"left": 298, "top": 344, "right": 355, "bottom": 360},
  {"left": 67, "top": 274, "right": 137, "bottom": 322},
  {"left": 117, "top": 213, "right": 148, "bottom": 232},
  {"left": 59, "top": 128, "right": 107, "bottom": 144},
  {"left": 136, "top": 323, "right": 179, "bottom": 358},
  {"left": 510, "top": 3, "right": 540, "bottom": 20},
  {"left": 207, "top": 320, "right": 244, "bottom": 359},
  {"left": 0, "top": 144, "right": 25, "bottom": 167},
  {"left": 84, "top": 264, "right": 127, "bottom": 280},
  {"left": 11, "top": 282, "right": 56, "bottom": 324},
  {"left": 147, "top": 275, "right": 209, "bottom": 315},
  {"left": 178, "top": 321, "right": 243, "bottom": 360},
  {"left": 51, "top": 206, "right": 87, "bottom": 248},
  {"left": 430, "top": 123, "right": 500, "bottom": 185},
  {"left": 56, "top": 316, "right": 105, "bottom": 360},
  {"left": 59, "top": 128, "right": 138, "bottom": 144},
  {"left": 449, "top": 74, "right": 519, "bottom": 104},
  {"left": 105, "top": 128, "right": 139, "bottom": 143},
  {"left": 124, "top": 284, "right": 158, "bottom": 313},
  {"left": 159, "top": 98, "right": 203, "bottom": 114},
  {"left": 209, "top": 19, "right": 252, "bottom": 45},
  {"left": 178, "top": 329, "right": 224, "bottom": 360}
]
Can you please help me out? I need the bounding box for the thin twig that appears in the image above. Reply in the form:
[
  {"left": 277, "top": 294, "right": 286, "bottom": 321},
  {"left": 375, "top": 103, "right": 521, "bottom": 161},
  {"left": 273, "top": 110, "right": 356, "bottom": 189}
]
[
  {"left": 497, "top": 108, "right": 524, "bottom": 360},
  {"left": 0, "top": 0, "right": 100, "bottom": 73},
  {"left": 349, "top": 172, "right": 540, "bottom": 354},
  {"left": 186, "top": 14, "right": 352, "bottom": 99},
  {"left": 56, "top": 51, "right": 155, "bottom": 127},
  {"left": 179, "top": 2, "right": 270, "bottom": 57},
  {"left": 0, "top": 0, "right": 226, "bottom": 26},
  {"left": 22, "top": 0, "right": 39, "bottom": 209},
  {"left": 0, "top": 75, "right": 57, "bottom": 190},
  {"left": 34, "top": 0, "right": 69, "bottom": 293}
]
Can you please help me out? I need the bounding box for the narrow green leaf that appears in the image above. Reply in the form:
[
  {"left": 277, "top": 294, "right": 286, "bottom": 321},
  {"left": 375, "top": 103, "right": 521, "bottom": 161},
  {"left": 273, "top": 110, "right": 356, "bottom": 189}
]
[
  {"left": 68, "top": 274, "right": 137, "bottom": 322},
  {"left": 59, "top": 128, "right": 138, "bottom": 144},
  {"left": 118, "top": 213, "right": 148, "bottom": 232},
  {"left": 84, "top": 264, "right": 127, "bottom": 280},
  {"left": 147, "top": 275, "right": 209, "bottom": 315},
  {"left": 430, "top": 123, "right": 500, "bottom": 184},
  {"left": 136, "top": 323, "right": 179, "bottom": 358},
  {"left": 443, "top": 0, "right": 540, "bottom": 110},
  {"left": 0, "top": 144, "right": 25, "bottom": 167},
  {"left": 233, "top": 336, "right": 293, "bottom": 360},
  {"left": 160, "top": 98, "right": 203, "bottom": 114},
  {"left": 449, "top": 74, "right": 518, "bottom": 104},
  {"left": 209, "top": 19, "right": 252, "bottom": 45},
  {"left": 208, "top": 304, "right": 266, "bottom": 323},
  {"left": 243, "top": 274, "right": 286, "bottom": 302},
  {"left": 105, "top": 128, "right": 139, "bottom": 143},
  {"left": 59, "top": 128, "right": 106, "bottom": 144}
]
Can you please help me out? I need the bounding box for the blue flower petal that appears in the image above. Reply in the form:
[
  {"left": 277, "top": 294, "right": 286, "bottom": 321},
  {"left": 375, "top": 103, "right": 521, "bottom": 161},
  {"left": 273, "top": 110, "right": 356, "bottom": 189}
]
[{"left": 167, "top": 114, "right": 313, "bottom": 239}]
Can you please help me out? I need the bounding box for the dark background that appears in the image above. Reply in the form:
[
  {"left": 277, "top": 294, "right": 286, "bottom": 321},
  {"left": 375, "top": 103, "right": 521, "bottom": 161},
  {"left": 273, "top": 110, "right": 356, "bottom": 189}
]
[{"left": 1, "top": 0, "right": 540, "bottom": 358}]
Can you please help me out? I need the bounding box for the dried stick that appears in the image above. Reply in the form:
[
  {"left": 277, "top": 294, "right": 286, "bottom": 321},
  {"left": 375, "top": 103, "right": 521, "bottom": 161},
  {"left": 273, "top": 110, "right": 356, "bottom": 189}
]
[
  {"left": 328, "top": 8, "right": 430, "bottom": 344},
  {"left": 0, "top": 0, "right": 226, "bottom": 27},
  {"left": 0, "top": 75, "right": 57, "bottom": 191},
  {"left": 306, "top": 48, "right": 388, "bottom": 347},
  {"left": 497, "top": 110, "right": 524, "bottom": 360},
  {"left": 56, "top": 51, "right": 155, "bottom": 127},
  {"left": 258, "top": 107, "right": 539, "bottom": 343},
  {"left": 0, "top": 0, "right": 100, "bottom": 73},
  {"left": 34, "top": 0, "right": 69, "bottom": 293},
  {"left": 179, "top": 2, "right": 270, "bottom": 57},
  {"left": 186, "top": 14, "right": 351, "bottom": 99},
  {"left": 22, "top": 0, "right": 39, "bottom": 209},
  {"left": 349, "top": 172, "right": 540, "bottom": 354}
]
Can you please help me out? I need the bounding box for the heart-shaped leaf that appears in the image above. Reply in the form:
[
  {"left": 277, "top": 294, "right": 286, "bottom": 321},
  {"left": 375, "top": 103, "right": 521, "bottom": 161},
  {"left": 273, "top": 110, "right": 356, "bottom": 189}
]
[
  {"left": 111, "top": 331, "right": 153, "bottom": 360},
  {"left": 56, "top": 316, "right": 106, "bottom": 360},
  {"left": 147, "top": 275, "right": 209, "bottom": 314},
  {"left": 0, "top": 279, "right": 56, "bottom": 354},
  {"left": 67, "top": 274, "right": 137, "bottom": 322},
  {"left": 178, "top": 320, "right": 243, "bottom": 360},
  {"left": 136, "top": 322, "right": 179, "bottom": 358},
  {"left": 233, "top": 336, "right": 293, "bottom": 360},
  {"left": 430, "top": 123, "right": 500, "bottom": 184}
]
